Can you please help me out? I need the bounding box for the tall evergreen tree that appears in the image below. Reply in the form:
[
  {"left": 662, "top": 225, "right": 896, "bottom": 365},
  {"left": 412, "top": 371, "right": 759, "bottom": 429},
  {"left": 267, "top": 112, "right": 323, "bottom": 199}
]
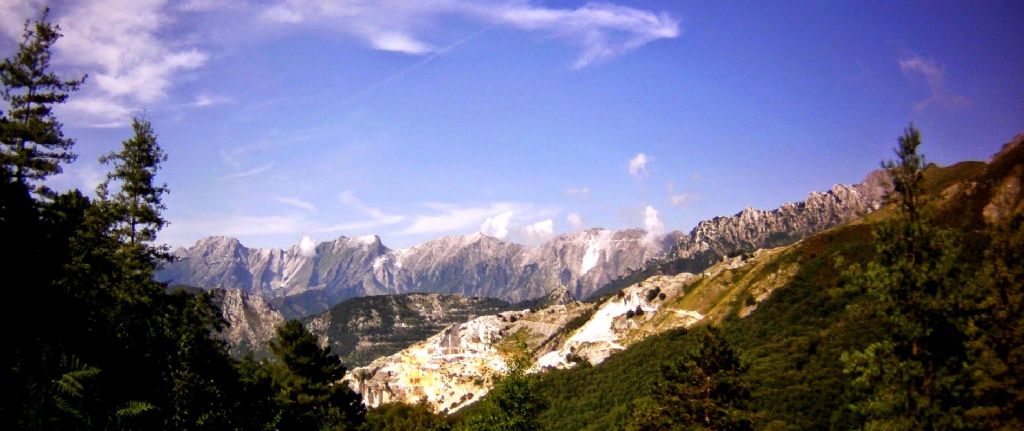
[
  {"left": 97, "top": 117, "right": 169, "bottom": 267},
  {"left": 0, "top": 8, "right": 85, "bottom": 188},
  {"left": 963, "top": 215, "right": 1024, "bottom": 429},
  {"left": 841, "top": 125, "right": 974, "bottom": 430},
  {"left": 269, "top": 320, "right": 366, "bottom": 430}
]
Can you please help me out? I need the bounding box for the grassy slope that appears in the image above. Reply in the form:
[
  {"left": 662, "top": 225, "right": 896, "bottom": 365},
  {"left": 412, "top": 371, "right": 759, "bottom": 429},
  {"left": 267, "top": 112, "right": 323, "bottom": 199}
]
[
  {"left": 526, "top": 149, "right": 1014, "bottom": 430},
  {"left": 532, "top": 223, "right": 877, "bottom": 430}
]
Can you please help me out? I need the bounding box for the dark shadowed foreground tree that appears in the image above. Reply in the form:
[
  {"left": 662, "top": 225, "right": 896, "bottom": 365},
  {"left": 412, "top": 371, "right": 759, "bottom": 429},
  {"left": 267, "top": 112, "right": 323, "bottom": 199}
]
[
  {"left": 0, "top": 13, "right": 366, "bottom": 430},
  {"left": 963, "top": 215, "right": 1024, "bottom": 428},
  {"left": 269, "top": 320, "right": 366, "bottom": 430},
  {"left": 628, "top": 326, "right": 753, "bottom": 431}
]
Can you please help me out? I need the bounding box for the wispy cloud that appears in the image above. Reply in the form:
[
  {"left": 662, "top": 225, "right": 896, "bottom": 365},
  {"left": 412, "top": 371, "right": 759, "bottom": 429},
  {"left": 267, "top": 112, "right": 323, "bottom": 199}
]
[
  {"left": 274, "top": 195, "right": 317, "bottom": 212},
  {"left": 190, "top": 93, "right": 232, "bottom": 108},
  {"left": 321, "top": 191, "right": 404, "bottom": 232},
  {"left": 565, "top": 186, "right": 590, "bottom": 196},
  {"left": 567, "top": 212, "right": 583, "bottom": 228},
  {"left": 898, "top": 55, "right": 969, "bottom": 112},
  {"left": 160, "top": 213, "right": 307, "bottom": 246},
  {"left": 220, "top": 143, "right": 275, "bottom": 179},
  {"left": 58, "top": 0, "right": 207, "bottom": 126},
  {"left": 399, "top": 202, "right": 518, "bottom": 236},
  {"left": 1, "top": 1, "right": 209, "bottom": 127},
  {"left": 396, "top": 201, "right": 560, "bottom": 241},
  {"left": 667, "top": 181, "right": 697, "bottom": 207},
  {"left": 260, "top": 1, "right": 679, "bottom": 68},
  {"left": 628, "top": 153, "right": 650, "bottom": 178},
  {"left": 223, "top": 163, "right": 273, "bottom": 179}
]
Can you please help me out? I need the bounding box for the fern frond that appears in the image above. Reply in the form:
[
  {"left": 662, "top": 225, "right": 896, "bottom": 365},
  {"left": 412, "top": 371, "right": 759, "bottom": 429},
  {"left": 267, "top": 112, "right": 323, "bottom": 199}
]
[{"left": 115, "top": 400, "right": 156, "bottom": 420}]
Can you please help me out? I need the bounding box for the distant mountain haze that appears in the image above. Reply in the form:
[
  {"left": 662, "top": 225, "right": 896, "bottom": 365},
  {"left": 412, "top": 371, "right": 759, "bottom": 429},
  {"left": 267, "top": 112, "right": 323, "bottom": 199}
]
[{"left": 157, "top": 172, "right": 885, "bottom": 318}]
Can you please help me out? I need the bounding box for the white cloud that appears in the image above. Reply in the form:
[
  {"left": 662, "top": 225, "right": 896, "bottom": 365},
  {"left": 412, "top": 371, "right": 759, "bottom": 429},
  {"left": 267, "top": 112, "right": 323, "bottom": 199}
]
[
  {"left": 643, "top": 205, "right": 664, "bottom": 243},
  {"left": 0, "top": 0, "right": 42, "bottom": 40},
  {"left": 565, "top": 187, "right": 590, "bottom": 196},
  {"left": 0, "top": 0, "right": 211, "bottom": 127},
  {"left": 46, "top": 162, "right": 105, "bottom": 194},
  {"left": 480, "top": 210, "right": 514, "bottom": 239},
  {"left": 398, "top": 202, "right": 540, "bottom": 237},
  {"left": 469, "top": 2, "right": 681, "bottom": 68},
  {"left": 61, "top": 96, "right": 136, "bottom": 128},
  {"left": 298, "top": 234, "right": 317, "bottom": 257},
  {"left": 628, "top": 153, "right": 650, "bottom": 177},
  {"left": 190, "top": 93, "right": 232, "bottom": 107},
  {"left": 567, "top": 212, "right": 583, "bottom": 228},
  {"left": 898, "top": 55, "right": 969, "bottom": 112},
  {"left": 523, "top": 218, "right": 554, "bottom": 240},
  {"left": 274, "top": 196, "right": 317, "bottom": 212},
  {"left": 222, "top": 163, "right": 273, "bottom": 179},
  {"left": 260, "top": 1, "right": 679, "bottom": 68}
]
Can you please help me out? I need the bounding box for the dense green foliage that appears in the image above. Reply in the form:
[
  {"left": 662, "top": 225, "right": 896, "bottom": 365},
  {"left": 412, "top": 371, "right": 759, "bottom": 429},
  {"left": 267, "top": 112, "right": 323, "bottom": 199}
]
[
  {"left": 0, "top": 12, "right": 366, "bottom": 430},
  {"left": 267, "top": 320, "right": 366, "bottom": 430},
  {"left": 97, "top": 117, "right": 169, "bottom": 265},
  {"left": 840, "top": 125, "right": 1024, "bottom": 430},
  {"left": 457, "top": 347, "right": 548, "bottom": 431},
  {"left": 362, "top": 401, "right": 452, "bottom": 431},
  {"left": 629, "top": 326, "right": 753, "bottom": 430},
  {"left": 511, "top": 126, "right": 1023, "bottom": 430},
  {"left": 0, "top": 8, "right": 84, "bottom": 189}
]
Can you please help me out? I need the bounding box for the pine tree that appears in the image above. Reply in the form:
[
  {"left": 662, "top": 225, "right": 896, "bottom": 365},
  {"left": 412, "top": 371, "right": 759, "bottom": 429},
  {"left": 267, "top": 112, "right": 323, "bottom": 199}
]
[
  {"left": 963, "top": 215, "right": 1024, "bottom": 429},
  {"left": 841, "top": 125, "right": 974, "bottom": 430},
  {"left": 269, "top": 320, "right": 365, "bottom": 430},
  {"left": 629, "top": 326, "right": 753, "bottom": 431},
  {"left": 97, "top": 117, "right": 169, "bottom": 267},
  {"left": 0, "top": 8, "right": 85, "bottom": 188}
]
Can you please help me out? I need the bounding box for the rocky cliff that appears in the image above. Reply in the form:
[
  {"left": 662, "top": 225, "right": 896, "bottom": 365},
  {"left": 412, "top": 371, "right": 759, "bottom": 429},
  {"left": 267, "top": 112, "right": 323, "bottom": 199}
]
[
  {"left": 666, "top": 172, "right": 886, "bottom": 273},
  {"left": 207, "top": 288, "right": 285, "bottom": 359},
  {"left": 304, "top": 293, "right": 512, "bottom": 368},
  {"left": 158, "top": 228, "right": 680, "bottom": 318},
  {"left": 158, "top": 175, "right": 881, "bottom": 318},
  {"left": 346, "top": 244, "right": 798, "bottom": 413}
]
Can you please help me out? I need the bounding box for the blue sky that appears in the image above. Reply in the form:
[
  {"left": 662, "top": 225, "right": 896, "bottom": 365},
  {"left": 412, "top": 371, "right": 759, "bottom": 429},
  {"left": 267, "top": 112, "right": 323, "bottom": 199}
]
[{"left": 2, "top": 1, "right": 1022, "bottom": 249}]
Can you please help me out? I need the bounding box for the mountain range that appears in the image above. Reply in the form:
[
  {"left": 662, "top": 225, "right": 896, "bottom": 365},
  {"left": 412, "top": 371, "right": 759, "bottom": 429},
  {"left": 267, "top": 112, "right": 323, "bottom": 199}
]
[{"left": 157, "top": 172, "right": 885, "bottom": 318}]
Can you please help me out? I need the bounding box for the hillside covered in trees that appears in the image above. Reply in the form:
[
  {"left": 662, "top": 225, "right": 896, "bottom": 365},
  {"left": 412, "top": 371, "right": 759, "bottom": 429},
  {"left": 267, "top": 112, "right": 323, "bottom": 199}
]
[{"left": 2, "top": 9, "right": 1022, "bottom": 431}]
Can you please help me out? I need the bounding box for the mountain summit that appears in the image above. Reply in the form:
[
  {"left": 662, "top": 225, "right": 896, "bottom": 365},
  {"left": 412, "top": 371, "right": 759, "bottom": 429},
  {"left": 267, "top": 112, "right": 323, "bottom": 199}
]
[{"left": 157, "top": 175, "right": 884, "bottom": 318}]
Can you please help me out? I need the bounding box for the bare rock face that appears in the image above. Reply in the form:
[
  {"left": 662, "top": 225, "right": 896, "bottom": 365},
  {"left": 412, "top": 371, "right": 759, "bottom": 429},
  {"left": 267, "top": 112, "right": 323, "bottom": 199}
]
[
  {"left": 157, "top": 176, "right": 882, "bottom": 318},
  {"left": 347, "top": 245, "right": 799, "bottom": 414},
  {"left": 303, "top": 293, "right": 512, "bottom": 368},
  {"left": 208, "top": 288, "right": 285, "bottom": 359},
  {"left": 346, "top": 303, "right": 594, "bottom": 413},
  {"left": 669, "top": 172, "right": 884, "bottom": 270},
  {"left": 157, "top": 229, "right": 679, "bottom": 318}
]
